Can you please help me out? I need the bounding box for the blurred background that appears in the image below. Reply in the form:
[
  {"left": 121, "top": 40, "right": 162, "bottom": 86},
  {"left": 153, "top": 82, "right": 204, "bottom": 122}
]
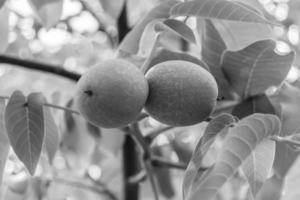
[{"left": 0, "top": 0, "right": 299, "bottom": 200}]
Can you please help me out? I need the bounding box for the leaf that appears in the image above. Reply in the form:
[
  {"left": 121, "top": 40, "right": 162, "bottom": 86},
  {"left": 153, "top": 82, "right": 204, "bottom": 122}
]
[
  {"left": 145, "top": 47, "right": 209, "bottom": 73},
  {"left": 5, "top": 91, "right": 45, "bottom": 175},
  {"left": 213, "top": 21, "right": 274, "bottom": 51},
  {"left": 28, "top": 0, "right": 63, "bottom": 29},
  {"left": 138, "top": 20, "right": 161, "bottom": 57},
  {"left": 185, "top": 114, "right": 281, "bottom": 200},
  {"left": 241, "top": 140, "right": 275, "bottom": 198},
  {"left": 183, "top": 113, "right": 236, "bottom": 198},
  {"left": 280, "top": 157, "right": 300, "bottom": 200},
  {"left": 43, "top": 106, "right": 59, "bottom": 163},
  {"left": 0, "top": 0, "right": 5, "bottom": 8},
  {"left": 154, "top": 19, "right": 196, "bottom": 44},
  {"left": 0, "top": 99, "right": 9, "bottom": 197},
  {"left": 171, "top": 0, "right": 271, "bottom": 24},
  {"left": 222, "top": 40, "right": 295, "bottom": 99},
  {"left": 232, "top": 0, "right": 265, "bottom": 14},
  {"left": 0, "top": 6, "right": 9, "bottom": 53},
  {"left": 171, "top": 138, "right": 193, "bottom": 164},
  {"left": 118, "top": 0, "right": 180, "bottom": 54},
  {"left": 201, "top": 19, "right": 234, "bottom": 99},
  {"left": 212, "top": 0, "right": 274, "bottom": 51},
  {"left": 255, "top": 175, "right": 284, "bottom": 200},
  {"left": 269, "top": 83, "right": 300, "bottom": 177},
  {"left": 270, "top": 82, "right": 300, "bottom": 136},
  {"left": 232, "top": 94, "right": 276, "bottom": 119},
  {"left": 273, "top": 142, "right": 299, "bottom": 178}
]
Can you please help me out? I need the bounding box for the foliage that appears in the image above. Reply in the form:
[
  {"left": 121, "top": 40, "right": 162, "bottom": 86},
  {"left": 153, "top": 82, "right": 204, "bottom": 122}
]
[{"left": 0, "top": 0, "right": 299, "bottom": 200}]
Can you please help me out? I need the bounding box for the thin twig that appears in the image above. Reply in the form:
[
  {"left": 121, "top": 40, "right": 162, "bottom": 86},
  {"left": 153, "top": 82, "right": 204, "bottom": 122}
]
[
  {"left": 270, "top": 136, "right": 300, "bottom": 150},
  {"left": 145, "top": 126, "right": 175, "bottom": 142},
  {"left": 44, "top": 103, "right": 80, "bottom": 115},
  {"left": 129, "top": 123, "right": 160, "bottom": 200},
  {"left": 0, "top": 95, "right": 80, "bottom": 115},
  {"left": 151, "top": 156, "right": 187, "bottom": 170},
  {"left": 127, "top": 170, "right": 147, "bottom": 184},
  {"left": 144, "top": 160, "right": 160, "bottom": 200},
  {"left": 85, "top": 173, "right": 118, "bottom": 200},
  {"left": 145, "top": 116, "right": 215, "bottom": 143},
  {"left": 129, "top": 123, "right": 151, "bottom": 158}
]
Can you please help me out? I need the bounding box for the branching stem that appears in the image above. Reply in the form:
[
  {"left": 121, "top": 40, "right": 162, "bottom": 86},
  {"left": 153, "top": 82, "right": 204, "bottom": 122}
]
[{"left": 46, "top": 176, "right": 117, "bottom": 200}]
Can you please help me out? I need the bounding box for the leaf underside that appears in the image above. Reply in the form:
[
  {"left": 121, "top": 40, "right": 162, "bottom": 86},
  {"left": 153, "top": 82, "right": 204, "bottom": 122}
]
[
  {"left": 241, "top": 139, "right": 275, "bottom": 198},
  {"left": 186, "top": 114, "right": 280, "bottom": 200},
  {"left": 5, "top": 91, "right": 45, "bottom": 175},
  {"left": 183, "top": 113, "right": 236, "bottom": 198}
]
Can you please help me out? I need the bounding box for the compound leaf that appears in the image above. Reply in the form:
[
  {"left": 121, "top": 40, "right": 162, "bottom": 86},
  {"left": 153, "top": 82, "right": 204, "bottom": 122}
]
[
  {"left": 183, "top": 113, "right": 236, "bottom": 198},
  {"left": 186, "top": 114, "right": 280, "bottom": 200}
]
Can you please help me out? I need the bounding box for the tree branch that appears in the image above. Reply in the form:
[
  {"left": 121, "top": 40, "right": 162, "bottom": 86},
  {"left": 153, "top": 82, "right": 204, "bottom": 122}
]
[
  {"left": 129, "top": 123, "right": 159, "bottom": 200},
  {"left": 0, "top": 55, "right": 81, "bottom": 81},
  {"left": 122, "top": 133, "right": 141, "bottom": 200},
  {"left": 49, "top": 176, "right": 117, "bottom": 200}
]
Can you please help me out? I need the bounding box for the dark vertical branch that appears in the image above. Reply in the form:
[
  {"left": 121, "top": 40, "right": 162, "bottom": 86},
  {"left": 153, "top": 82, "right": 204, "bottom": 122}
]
[
  {"left": 117, "top": 1, "right": 130, "bottom": 43},
  {"left": 117, "top": 1, "right": 140, "bottom": 200},
  {"left": 123, "top": 134, "right": 141, "bottom": 200}
]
